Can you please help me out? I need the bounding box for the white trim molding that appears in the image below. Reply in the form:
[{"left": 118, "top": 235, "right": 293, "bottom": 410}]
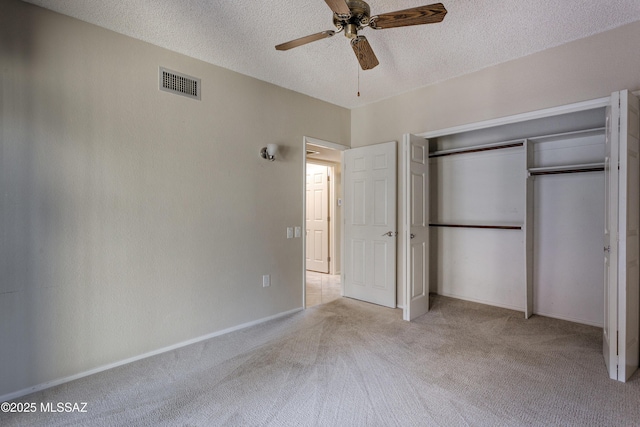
[
  {"left": 305, "top": 136, "right": 349, "bottom": 151},
  {"left": 418, "top": 97, "right": 610, "bottom": 139}
]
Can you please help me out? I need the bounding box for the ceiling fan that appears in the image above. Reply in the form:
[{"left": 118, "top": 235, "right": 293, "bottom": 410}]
[{"left": 275, "top": 0, "right": 447, "bottom": 70}]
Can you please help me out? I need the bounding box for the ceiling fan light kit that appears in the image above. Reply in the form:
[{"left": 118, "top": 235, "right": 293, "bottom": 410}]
[{"left": 275, "top": 0, "right": 447, "bottom": 71}]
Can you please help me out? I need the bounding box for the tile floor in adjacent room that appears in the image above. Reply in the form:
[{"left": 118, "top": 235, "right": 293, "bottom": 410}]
[{"left": 305, "top": 271, "right": 342, "bottom": 308}]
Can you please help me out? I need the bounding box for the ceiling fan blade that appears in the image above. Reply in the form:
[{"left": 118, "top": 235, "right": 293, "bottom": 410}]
[
  {"left": 324, "top": 0, "right": 351, "bottom": 18},
  {"left": 275, "top": 30, "right": 336, "bottom": 51},
  {"left": 370, "top": 3, "right": 447, "bottom": 29},
  {"left": 351, "top": 36, "right": 379, "bottom": 70}
]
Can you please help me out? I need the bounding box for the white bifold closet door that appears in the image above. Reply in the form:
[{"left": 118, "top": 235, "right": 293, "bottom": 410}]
[
  {"left": 403, "top": 134, "right": 430, "bottom": 321},
  {"left": 604, "top": 89, "right": 640, "bottom": 382}
]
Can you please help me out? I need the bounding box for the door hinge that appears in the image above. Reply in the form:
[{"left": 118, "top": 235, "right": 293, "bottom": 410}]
[
  {"left": 327, "top": 216, "right": 330, "bottom": 222},
  {"left": 328, "top": 256, "right": 331, "bottom": 262}
]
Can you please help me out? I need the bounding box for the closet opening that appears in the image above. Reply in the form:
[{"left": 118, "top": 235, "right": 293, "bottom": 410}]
[
  {"left": 423, "top": 106, "right": 608, "bottom": 326},
  {"left": 402, "top": 92, "right": 639, "bottom": 381}
]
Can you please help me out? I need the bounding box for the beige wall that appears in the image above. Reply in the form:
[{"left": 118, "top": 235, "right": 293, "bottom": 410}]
[
  {"left": 0, "top": 0, "right": 349, "bottom": 397},
  {"left": 351, "top": 20, "right": 640, "bottom": 305}
]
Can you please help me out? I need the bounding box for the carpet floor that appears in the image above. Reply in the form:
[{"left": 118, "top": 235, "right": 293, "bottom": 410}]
[{"left": 2, "top": 295, "right": 639, "bottom": 426}]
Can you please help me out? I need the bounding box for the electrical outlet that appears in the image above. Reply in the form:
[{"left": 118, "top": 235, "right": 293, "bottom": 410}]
[
  {"left": 294, "top": 226, "right": 301, "bottom": 238},
  {"left": 287, "top": 227, "right": 294, "bottom": 239},
  {"left": 262, "top": 274, "right": 270, "bottom": 287}
]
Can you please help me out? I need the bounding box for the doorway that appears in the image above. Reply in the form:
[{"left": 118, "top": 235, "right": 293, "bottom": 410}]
[{"left": 303, "top": 137, "right": 347, "bottom": 308}]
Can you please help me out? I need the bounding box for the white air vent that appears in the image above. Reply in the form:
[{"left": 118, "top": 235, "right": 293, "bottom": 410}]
[{"left": 159, "top": 67, "right": 201, "bottom": 100}]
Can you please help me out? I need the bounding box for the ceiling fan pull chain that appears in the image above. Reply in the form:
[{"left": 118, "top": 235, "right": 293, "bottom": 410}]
[{"left": 357, "top": 64, "right": 360, "bottom": 97}]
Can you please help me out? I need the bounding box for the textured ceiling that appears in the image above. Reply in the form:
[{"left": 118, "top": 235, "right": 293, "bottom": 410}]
[{"left": 23, "top": 0, "right": 640, "bottom": 108}]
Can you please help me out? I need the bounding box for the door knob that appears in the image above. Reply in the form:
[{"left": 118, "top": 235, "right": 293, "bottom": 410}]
[
  {"left": 382, "top": 231, "right": 397, "bottom": 237},
  {"left": 604, "top": 245, "right": 611, "bottom": 253},
  {"left": 410, "top": 233, "right": 416, "bottom": 239}
]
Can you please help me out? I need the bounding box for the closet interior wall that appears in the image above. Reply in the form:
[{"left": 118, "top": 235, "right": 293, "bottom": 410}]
[{"left": 428, "top": 108, "right": 607, "bottom": 326}]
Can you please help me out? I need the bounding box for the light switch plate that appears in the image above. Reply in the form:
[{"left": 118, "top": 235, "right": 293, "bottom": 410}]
[
  {"left": 287, "top": 227, "right": 293, "bottom": 239},
  {"left": 294, "top": 226, "right": 301, "bottom": 238}
]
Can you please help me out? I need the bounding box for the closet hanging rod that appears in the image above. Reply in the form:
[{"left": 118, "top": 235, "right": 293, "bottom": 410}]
[
  {"left": 528, "top": 162, "right": 605, "bottom": 176},
  {"left": 429, "top": 223, "right": 522, "bottom": 230},
  {"left": 429, "top": 140, "right": 525, "bottom": 158}
]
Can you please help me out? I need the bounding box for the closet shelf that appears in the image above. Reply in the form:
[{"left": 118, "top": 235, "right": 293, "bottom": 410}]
[
  {"left": 429, "top": 223, "right": 522, "bottom": 230},
  {"left": 429, "top": 139, "right": 524, "bottom": 158},
  {"left": 527, "top": 127, "right": 606, "bottom": 143},
  {"left": 528, "top": 162, "right": 605, "bottom": 176},
  {"left": 429, "top": 127, "right": 606, "bottom": 159}
]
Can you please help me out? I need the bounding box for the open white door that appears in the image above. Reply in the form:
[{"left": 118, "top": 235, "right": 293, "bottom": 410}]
[
  {"left": 604, "top": 90, "right": 640, "bottom": 382},
  {"left": 306, "top": 163, "right": 330, "bottom": 273},
  {"left": 618, "top": 90, "right": 640, "bottom": 381},
  {"left": 403, "top": 134, "right": 430, "bottom": 321},
  {"left": 603, "top": 95, "right": 618, "bottom": 379},
  {"left": 343, "top": 141, "right": 397, "bottom": 308}
]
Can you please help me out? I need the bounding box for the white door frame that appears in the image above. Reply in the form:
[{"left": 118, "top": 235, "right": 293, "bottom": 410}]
[
  {"left": 302, "top": 136, "right": 349, "bottom": 308},
  {"left": 416, "top": 97, "right": 611, "bottom": 140}
]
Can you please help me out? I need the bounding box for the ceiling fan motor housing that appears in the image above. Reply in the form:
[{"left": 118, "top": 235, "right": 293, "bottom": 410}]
[{"left": 333, "top": 0, "right": 371, "bottom": 38}]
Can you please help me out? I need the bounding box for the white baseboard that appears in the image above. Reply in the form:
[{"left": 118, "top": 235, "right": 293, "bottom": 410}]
[
  {"left": 0, "top": 307, "right": 303, "bottom": 403},
  {"left": 436, "top": 293, "right": 603, "bottom": 327},
  {"left": 532, "top": 310, "right": 603, "bottom": 328},
  {"left": 438, "top": 292, "right": 523, "bottom": 313}
]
